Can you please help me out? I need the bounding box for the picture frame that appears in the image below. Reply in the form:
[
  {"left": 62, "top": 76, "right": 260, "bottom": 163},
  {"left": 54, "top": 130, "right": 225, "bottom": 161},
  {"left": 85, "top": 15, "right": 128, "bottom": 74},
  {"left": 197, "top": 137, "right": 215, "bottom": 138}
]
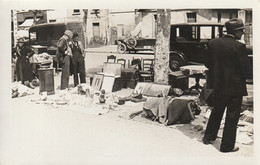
[
  {"left": 91, "top": 74, "right": 104, "bottom": 91},
  {"left": 101, "top": 76, "right": 115, "bottom": 93}
]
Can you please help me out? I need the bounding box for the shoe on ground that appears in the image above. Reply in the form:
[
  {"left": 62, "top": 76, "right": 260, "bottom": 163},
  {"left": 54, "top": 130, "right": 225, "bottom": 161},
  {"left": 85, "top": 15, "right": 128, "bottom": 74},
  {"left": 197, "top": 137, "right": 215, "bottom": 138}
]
[
  {"left": 220, "top": 146, "right": 239, "bottom": 153},
  {"left": 202, "top": 137, "right": 213, "bottom": 145},
  {"left": 24, "top": 81, "right": 29, "bottom": 86},
  {"left": 28, "top": 82, "right": 36, "bottom": 89}
]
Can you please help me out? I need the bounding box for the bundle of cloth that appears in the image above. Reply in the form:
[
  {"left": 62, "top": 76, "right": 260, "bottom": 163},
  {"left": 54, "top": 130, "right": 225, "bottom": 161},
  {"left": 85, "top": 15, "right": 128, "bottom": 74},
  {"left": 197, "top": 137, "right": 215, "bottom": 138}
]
[
  {"left": 130, "top": 97, "right": 201, "bottom": 125},
  {"left": 30, "top": 52, "right": 53, "bottom": 64}
]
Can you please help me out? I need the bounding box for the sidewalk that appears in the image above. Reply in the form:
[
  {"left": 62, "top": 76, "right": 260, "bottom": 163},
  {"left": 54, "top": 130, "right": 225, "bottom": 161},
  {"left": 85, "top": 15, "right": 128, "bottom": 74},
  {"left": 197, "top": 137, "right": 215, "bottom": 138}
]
[{"left": 85, "top": 45, "right": 118, "bottom": 54}]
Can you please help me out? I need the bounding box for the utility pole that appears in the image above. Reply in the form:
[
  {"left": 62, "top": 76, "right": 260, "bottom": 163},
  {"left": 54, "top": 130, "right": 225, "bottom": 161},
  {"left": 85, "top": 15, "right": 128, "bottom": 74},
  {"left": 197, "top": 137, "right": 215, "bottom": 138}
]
[{"left": 154, "top": 9, "right": 171, "bottom": 85}]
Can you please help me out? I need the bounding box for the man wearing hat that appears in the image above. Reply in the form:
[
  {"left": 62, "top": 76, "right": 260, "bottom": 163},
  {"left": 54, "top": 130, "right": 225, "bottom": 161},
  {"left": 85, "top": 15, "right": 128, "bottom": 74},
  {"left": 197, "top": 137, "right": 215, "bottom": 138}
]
[
  {"left": 202, "top": 18, "right": 252, "bottom": 152},
  {"left": 56, "top": 30, "right": 73, "bottom": 90},
  {"left": 71, "top": 32, "right": 86, "bottom": 87},
  {"left": 13, "top": 37, "right": 35, "bottom": 88}
]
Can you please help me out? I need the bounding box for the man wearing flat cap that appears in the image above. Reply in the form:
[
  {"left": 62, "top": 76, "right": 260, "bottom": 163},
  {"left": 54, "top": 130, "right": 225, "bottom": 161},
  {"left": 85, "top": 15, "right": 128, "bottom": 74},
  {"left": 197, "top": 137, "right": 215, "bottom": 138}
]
[
  {"left": 56, "top": 30, "right": 73, "bottom": 90},
  {"left": 202, "top": 18, "right": 252, "bottom": 152}
]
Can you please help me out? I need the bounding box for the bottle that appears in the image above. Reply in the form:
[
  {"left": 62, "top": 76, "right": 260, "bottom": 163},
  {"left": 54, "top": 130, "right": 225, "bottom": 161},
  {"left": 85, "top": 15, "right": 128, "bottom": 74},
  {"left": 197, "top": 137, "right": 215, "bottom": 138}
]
[{"left": 99, "top": 89, "right": 106, "bottom": 103}]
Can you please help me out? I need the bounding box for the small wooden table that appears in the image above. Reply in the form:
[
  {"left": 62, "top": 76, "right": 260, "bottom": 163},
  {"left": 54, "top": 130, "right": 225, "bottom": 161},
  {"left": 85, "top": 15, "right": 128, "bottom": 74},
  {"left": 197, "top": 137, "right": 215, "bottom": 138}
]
[{"left": 180, "top": 65, "right": 208, "bottom": 94}]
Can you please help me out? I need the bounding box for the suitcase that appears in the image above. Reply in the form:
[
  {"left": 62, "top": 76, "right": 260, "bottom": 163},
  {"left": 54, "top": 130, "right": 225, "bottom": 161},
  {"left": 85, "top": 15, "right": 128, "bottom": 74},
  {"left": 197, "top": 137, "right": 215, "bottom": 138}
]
[
  {"left": 121, "top": 69, "right": 139, "bottom": 89},
  {"left": 169, "top": 71, "right": 189, "bottom": 91}
]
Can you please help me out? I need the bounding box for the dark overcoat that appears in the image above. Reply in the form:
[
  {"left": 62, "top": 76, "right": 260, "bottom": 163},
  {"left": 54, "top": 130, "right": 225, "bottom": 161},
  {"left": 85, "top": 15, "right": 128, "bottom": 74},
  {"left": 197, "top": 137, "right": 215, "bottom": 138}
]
[
  {"left": 15, "top": 45, "right": 35, "bottom": 82},
  {"left": 205, "top": 35, "right": 252, "bottom": 96}
]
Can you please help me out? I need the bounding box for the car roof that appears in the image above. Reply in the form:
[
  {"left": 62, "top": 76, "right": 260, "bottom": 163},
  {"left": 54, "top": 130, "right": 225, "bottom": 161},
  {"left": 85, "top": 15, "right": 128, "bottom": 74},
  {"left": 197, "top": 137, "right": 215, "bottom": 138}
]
[
  {"left": 171, "top": 22, "right": 224, "bottom": 26},
  {"left": 29, "top": 21, "right": 82, "bottom": 30}
]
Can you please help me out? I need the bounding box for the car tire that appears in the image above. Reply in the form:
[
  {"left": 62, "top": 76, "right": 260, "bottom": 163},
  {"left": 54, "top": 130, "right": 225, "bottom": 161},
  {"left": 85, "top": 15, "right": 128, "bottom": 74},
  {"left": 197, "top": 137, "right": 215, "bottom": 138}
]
[
  {"left": 128, "top": 37, "right": 137, "bottom": 48},
  {"left": 117, "top": 43, "right": 127, "bottom": 54},
  {"left": 169, "top": 55, "right": 186, "bottom": 72}
]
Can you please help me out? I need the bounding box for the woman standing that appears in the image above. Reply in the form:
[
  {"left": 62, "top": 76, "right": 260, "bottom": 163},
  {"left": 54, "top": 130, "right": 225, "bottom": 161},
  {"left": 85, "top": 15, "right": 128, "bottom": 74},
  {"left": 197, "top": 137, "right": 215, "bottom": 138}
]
[{"left": 13, "top": 38, "right": 35, "bottom": 88}]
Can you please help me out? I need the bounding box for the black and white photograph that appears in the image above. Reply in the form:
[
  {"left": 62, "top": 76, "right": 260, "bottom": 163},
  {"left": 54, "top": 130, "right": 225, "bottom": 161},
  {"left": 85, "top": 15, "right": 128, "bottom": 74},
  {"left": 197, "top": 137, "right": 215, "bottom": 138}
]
[{"left": 0, "top": 0, "right": 259, "bottom": 164}]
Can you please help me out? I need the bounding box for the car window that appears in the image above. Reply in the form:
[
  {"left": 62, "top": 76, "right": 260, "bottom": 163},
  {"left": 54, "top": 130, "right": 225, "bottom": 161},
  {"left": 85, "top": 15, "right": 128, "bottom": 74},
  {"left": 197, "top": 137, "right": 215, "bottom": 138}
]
[
  {"left": 200, "top": 26, "right": 212, "bottom": 39},
  {"left": 176, "top": 26, "right": 197, "bottom": 41}
]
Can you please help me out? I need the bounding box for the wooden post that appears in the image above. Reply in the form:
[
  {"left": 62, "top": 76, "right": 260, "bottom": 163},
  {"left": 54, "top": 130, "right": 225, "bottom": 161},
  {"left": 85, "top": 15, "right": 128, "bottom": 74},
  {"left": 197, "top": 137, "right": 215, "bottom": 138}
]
[{"left": 154, "top": 9, "right": 171, "bottom": 85}]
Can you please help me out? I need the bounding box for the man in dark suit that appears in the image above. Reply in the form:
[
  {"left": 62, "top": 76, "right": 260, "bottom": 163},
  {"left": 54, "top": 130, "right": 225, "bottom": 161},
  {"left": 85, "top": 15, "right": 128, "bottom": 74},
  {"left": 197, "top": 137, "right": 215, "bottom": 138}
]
[{"left": 202, "top": 18, "right": 252, "bottom": 152}]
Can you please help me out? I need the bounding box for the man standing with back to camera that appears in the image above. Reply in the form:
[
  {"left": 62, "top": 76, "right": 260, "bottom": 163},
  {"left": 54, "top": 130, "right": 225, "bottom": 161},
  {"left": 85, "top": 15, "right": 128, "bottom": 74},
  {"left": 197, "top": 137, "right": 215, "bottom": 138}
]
[{"left": 202, "top": 18, "right": 252, "bottom": 152}]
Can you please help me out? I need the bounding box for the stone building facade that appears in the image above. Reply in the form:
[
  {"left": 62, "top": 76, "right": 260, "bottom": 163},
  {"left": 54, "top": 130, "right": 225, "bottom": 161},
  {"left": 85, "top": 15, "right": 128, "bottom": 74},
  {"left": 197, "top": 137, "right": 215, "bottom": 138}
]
[{"left": 15, "top": 9, "right": 252, "bottom": 46}]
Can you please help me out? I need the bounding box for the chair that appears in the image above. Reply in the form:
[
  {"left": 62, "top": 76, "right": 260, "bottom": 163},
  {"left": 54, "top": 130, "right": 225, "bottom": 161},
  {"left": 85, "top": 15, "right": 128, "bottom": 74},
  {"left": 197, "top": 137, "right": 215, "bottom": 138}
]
[
  {"left": 140, "top": 59, "right": 154, "bottom": 82},
  {"left": 117, "top": 58, "right": 126, "bottom": 68},
  {"left": 107, "top": 55, "right": 117, "bottom": 63},
  {"left": 130, "top": 58, "right": 142, "bottom": 70}
]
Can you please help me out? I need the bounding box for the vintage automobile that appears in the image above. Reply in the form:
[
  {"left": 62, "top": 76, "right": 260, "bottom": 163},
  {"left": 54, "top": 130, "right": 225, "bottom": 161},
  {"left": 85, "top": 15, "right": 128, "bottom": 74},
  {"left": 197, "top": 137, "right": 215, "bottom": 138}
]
[
  {"left": 117, "top": 23, "right": 226, "bottom": 71},
  {"left": 29, "top": 21, "right": 85, "bottom": 68},
  {"left": 169, "top": 23, "right": 225, "bottom": 71},
  {"left": 117, "top": 37, "right": 156, "bottom": 54}
]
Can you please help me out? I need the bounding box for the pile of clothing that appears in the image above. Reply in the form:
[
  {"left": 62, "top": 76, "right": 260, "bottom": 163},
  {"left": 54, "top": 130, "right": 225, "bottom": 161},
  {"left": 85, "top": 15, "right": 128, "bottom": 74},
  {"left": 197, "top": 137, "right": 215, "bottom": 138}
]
[
  {"left": 30, "top": 52, "right": 53, "bottom": 64},
  {"left": 130, "top": 96, "right": 201, "bottom": 125}
]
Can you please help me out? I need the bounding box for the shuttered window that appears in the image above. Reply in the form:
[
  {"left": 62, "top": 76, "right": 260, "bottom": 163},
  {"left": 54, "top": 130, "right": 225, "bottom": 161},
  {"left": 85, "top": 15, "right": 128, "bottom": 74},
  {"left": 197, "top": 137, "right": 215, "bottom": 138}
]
[
  {"left": 186, "top": 13, "right": 196, "bottom": 23},
  {"left": 93, "top": 23, "right": 100, "bottom": 37}
]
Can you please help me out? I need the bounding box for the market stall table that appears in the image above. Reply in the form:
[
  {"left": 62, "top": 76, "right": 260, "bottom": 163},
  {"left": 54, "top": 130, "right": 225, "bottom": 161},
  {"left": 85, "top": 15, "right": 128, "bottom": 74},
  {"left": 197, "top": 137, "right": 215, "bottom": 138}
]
[{"left": 180, "top": 65, "right": 208, "bottom": 94}]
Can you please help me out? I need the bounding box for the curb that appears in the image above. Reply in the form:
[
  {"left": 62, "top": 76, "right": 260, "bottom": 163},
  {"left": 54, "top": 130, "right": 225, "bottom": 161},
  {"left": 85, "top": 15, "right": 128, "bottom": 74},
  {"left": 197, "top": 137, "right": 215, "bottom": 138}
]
[{"left": 85, "top": 51, "right": 118, "bottom": 54}]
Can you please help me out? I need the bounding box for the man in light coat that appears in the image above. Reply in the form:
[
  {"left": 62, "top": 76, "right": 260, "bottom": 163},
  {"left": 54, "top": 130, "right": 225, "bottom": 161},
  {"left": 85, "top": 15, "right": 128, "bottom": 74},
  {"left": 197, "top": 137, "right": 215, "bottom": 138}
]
[{"left": 56, "top": 30, "right": 73, "bottom": 90}]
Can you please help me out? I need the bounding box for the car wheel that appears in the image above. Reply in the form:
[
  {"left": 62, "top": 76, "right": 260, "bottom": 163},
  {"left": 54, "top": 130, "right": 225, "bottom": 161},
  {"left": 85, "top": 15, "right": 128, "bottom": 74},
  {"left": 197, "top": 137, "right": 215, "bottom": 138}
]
[
  {"left": 117, "top": 43, "right": 127, "bottom": 54},
  {"left": 128, "top": 37, "right": 137, "bottom": 47},
  {"left": 169, "top": 55, "right": 185, "bottom": 71}
]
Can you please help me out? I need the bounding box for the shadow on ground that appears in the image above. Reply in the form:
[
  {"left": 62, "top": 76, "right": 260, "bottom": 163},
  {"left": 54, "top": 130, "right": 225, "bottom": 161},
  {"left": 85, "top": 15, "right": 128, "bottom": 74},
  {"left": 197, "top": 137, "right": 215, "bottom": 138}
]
[{"left": 174, "top": 121, "right": 221, "bottom": 151}]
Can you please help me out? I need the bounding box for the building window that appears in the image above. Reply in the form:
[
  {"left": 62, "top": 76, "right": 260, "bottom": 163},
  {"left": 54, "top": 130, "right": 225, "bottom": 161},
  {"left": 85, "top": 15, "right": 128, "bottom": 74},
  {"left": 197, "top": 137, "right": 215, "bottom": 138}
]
[
  {"left": 117, "top": 24, "right": 124, "bottom": 37},
  {"left": 186, "top": 13, "right": 196, "bottom": 23},
  {"left": 245, "top": 11, "right": 253, "bottom": 45},
  {"left": 49, "top": 19, "right": 56, "bottom": 23},
  {"left": 73, "top": 9, "right": 80, "bottom": 15},
  {"left": 229, "top": 12, "right": 237, "bottom": 19},
  {"left": 93, "top": 23, "right": 100, "bottom": 38}
]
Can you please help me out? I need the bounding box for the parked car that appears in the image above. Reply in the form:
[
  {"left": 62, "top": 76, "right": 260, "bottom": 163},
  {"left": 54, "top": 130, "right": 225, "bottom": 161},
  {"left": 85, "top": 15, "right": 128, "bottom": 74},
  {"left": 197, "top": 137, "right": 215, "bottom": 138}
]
[
  {"left": 117, "top": 37, "right": 156, "bottom": 54},
  {"left": 169, "top": 23, "right": 225, "bottom": 71},
  {"left": 117, "top": 23, "right": 226, "bottom": 71},
  {"left": 29, "top": 21, "right": 85, "bottom": 68}
]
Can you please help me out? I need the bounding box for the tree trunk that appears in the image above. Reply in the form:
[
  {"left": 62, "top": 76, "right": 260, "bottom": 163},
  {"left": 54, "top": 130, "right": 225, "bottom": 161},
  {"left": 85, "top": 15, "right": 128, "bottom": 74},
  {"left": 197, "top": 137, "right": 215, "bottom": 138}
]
[
  {"left": 154, "top": 9, "right": 171, "bottom": 85},
  {"left": 83, "top": 9, "right": 88, "bottom": 49}
]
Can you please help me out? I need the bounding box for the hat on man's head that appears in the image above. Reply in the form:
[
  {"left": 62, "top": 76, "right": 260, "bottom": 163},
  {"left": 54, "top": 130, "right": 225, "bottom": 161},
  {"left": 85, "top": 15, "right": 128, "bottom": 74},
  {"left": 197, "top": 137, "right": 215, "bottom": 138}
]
[
  {"left": 64, "top": 30, "right": 73, "bottom": 38},
  {"left": 224, "top": 18, "right": 245, "bottom": 32},
  {"left": 73, "top": 31, "right": 79, "bottom": 38},
  {"left": 17, "top": 37, "right": 26, "bottom": 43}
]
